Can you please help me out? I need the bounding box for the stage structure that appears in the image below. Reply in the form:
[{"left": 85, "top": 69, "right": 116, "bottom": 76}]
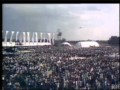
[
  {"left": 56, "top": 29, "right": 62, "bottom": 46},
  {"left": 57, "top": 29, "right": 62, "bottom": 41},
  {"left": 2, "top": 31, "right": 55, "bottom": 47}
]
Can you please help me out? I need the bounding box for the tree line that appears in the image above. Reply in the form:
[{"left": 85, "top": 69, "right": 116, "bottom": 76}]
[{"left": 108, "top": 36, "right": 119, "bottom": 45}]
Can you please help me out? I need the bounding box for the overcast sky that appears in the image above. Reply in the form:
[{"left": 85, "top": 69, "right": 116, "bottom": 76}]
[{"left": 3, "top": 4, "right": 119, "bottom": 40}]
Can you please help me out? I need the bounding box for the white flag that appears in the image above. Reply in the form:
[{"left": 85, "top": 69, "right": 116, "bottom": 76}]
[{"left": 90, "top": 67, "right": 93, "bottom": 72}]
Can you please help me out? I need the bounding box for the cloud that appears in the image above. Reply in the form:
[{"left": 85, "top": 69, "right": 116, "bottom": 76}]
[
  {"left": 3, "top": 4, "right": 119, "bottom": 40},
  {"left": 86, "top": 6, "right": 100, "bottom": 11}
]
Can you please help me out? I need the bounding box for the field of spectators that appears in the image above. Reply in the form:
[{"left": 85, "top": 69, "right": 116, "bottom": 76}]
[{"left": 2, "top": 46, "right": 119, "bottom": 90}]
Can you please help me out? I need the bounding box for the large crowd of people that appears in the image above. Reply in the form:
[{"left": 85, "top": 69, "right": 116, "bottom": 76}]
[{"left": 2, "top": 46, "right": 119, "bottom": 90}]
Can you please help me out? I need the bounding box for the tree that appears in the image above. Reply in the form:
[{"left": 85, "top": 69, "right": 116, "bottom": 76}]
[{"left": 108, "top": 36, "right": 119, "bottom": 45}]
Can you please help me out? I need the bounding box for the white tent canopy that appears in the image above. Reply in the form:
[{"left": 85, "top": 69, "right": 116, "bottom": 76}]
[
  {"left": 61, "top": 42, "right": 72, "bottom": 46},
  {"left": 76, "top": 41, "right": 99, "bottom": 48}
]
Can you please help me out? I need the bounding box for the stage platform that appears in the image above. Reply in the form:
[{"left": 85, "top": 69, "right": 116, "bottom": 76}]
[{"left": 2, "top": 42, "right": 51, "bottom": 47}]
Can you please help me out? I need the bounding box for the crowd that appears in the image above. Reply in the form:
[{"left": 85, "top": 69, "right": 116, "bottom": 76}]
[{"left": 2, "top": 46, "right": 119, "bottom": 90}]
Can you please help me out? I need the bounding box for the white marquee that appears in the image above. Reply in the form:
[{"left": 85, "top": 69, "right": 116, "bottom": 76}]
[
  {"left": 76, "top": 41, "right": 99, "bottom": 48},
  {"left": 62, "top": 42, "right": 72, "bottom": 46}
]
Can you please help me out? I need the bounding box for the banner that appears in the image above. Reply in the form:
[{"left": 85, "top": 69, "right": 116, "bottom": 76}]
[
  {"left": 20, "top": 32, "right": 22, "bottom": 43},
  {"left": 43, "top": 33, "right": 46, "bottom": 42},
  {"left": 27, "top": 32, "right": 30, "bottom": 42},
  {"left": 32, "top": 32, "right": 35, "bottom": 43},
  {"left": 16, "top": 32, "right": 19, "bottom": 42},
  {"left": 23, "top": 32, "right": 26, "bottom": 43},
  {"left": 10, "top": 31, "right": 15, "bottom": 42},
  {"left": 48, "top": 33, "right": 51, "bottom": 43},
  {"left": 52, "top": 33, "right": 55, "bottom": 45},
  {"left": 40, "top": 33, "right": 43, "bottom": 42},
  {"left": 35, "top": 32, "right": 38, "bottom": 42},
  {"left": 5, "top": 31, "right": 9, "bottom": 42}
]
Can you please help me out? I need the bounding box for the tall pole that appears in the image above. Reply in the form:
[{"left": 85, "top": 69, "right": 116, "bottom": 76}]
[{"left": 10, "top": 31, "right": 15, "bottom": 43}]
